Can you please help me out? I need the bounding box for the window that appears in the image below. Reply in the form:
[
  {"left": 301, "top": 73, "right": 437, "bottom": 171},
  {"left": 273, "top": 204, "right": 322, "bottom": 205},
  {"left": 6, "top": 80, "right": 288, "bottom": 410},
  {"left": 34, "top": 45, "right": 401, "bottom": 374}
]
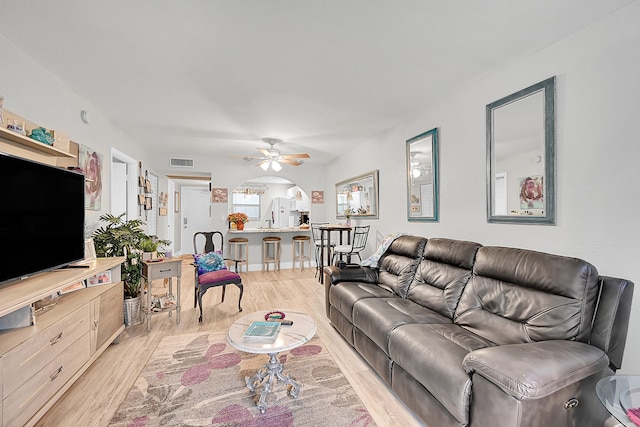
[{"left": 232, "top": 192, "right": 260, "bottom": 219}]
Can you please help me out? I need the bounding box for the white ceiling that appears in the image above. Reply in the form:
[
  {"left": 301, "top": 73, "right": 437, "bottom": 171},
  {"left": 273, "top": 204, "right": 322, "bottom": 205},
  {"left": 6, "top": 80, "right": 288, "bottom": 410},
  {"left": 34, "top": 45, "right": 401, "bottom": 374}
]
[{"left": 0, "top": 0, "right": 632, "bottom": 169}]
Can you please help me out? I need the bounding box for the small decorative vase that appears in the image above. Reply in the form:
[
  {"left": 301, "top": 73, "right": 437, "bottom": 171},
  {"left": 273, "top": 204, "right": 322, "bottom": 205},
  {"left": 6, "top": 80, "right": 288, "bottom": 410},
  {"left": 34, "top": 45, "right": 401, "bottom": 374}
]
[
  {"left": 345, "top": 218, "right": 351, "bottom": 227},
  {"left": 237, "top": 222, "right": 245, "bottom": 231},
  {"left": 230, "top": 222, "right": 237, "bottom": 230}
]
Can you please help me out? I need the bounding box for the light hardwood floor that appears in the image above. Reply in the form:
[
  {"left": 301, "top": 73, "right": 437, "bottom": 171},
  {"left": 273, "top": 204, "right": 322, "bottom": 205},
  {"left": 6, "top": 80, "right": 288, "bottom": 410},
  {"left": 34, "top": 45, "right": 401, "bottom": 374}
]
[{"left": 36, "top": 260, "right": 425, "bottom": 427}]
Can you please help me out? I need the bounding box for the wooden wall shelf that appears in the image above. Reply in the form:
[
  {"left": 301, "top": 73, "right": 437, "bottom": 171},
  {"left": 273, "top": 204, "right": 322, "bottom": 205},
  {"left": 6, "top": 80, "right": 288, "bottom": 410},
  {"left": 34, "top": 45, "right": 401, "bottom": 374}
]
[{"left": 0, "top": 127, "right": 76, "bottom": 158}]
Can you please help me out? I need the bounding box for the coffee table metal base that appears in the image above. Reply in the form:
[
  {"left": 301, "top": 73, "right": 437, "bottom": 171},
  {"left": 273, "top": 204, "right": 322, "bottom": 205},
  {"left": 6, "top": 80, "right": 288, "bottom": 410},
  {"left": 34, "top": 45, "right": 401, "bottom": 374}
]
[{"left": 245, "top": 352, "right": 302, "bottom": 413}]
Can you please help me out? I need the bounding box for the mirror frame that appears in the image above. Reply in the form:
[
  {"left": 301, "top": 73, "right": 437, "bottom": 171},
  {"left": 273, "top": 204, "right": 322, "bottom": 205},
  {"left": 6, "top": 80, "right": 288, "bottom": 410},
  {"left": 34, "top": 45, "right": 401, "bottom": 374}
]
[
  {"left": 335, "top": 170, "right": 379, "bottom": 219},
  {"left": 406, "top": 128, "right": 439, "bottom": 222},
  {"left": 486, "top": 76, "right": 556, "bottom": 225}
]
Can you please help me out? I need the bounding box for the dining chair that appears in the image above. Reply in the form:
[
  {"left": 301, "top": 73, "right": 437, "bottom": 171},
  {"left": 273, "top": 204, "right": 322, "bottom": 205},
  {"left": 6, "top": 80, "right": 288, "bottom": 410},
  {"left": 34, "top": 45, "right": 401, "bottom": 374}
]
[
  {"left": 331, "top": 225, "right": 370, "bottom": 265},
  {"left": 192, "top": 231, "right": 243, "bottom": 322}
]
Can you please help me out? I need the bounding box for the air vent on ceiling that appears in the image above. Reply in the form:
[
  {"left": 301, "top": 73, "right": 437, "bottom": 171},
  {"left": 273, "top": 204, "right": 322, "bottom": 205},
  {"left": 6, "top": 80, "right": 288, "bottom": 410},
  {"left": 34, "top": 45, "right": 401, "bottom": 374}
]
[{"left": 170, "top": 158, "right": 194, "bottom": 168}]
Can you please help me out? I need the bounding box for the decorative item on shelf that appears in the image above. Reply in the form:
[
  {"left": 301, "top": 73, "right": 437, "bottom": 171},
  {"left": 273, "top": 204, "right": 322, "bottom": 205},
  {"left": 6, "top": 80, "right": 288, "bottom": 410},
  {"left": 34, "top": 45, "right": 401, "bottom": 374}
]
[
  {"left": 0, "top": 95, "right": 4, "bottom": 126},
  {"left": 50, "top": 130, "right": 70, "bottom": 152},
  {"left": 228, "top": 212, "right": 249, "bottom": 231},
  {"left": 7, "top": 118, "right": 26, "bottom": 136},
  {"left": 28, "top": 127, "right": 54, "bottom": 145}
]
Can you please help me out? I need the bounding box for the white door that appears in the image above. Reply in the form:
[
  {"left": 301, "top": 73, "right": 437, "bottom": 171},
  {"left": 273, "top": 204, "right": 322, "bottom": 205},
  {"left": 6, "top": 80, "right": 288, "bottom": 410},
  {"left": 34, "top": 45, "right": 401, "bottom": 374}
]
[{"left": 181, "top": 186, "right": 213, "bottom": 254}]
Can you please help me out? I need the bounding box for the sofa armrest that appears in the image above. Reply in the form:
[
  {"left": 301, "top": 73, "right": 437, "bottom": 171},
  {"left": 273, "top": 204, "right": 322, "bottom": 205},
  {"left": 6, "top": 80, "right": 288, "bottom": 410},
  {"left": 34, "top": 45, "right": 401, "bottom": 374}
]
[
  {"left": 324, "top": 265, "right": 379, "bottom": 284},
  {"left": 323, "top": 266, "right": 380, "bottom": 318},
  {"left": 462, "top": 340, "right": 609, "bottom": 400}
]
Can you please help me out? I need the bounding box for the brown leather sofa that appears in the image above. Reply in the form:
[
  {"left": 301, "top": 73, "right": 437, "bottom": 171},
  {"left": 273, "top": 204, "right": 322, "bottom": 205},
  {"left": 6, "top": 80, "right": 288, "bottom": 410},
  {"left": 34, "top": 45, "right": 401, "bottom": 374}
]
[{"left": 324, "top": 236, "right": 634, "bottom": 426}]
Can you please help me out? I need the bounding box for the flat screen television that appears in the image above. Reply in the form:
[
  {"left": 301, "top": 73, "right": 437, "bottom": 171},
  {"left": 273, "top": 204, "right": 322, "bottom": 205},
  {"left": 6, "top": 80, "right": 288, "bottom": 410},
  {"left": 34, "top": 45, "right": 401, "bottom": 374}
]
[{"left": 0, "top": 152, "right": 86, "bottom": 284}]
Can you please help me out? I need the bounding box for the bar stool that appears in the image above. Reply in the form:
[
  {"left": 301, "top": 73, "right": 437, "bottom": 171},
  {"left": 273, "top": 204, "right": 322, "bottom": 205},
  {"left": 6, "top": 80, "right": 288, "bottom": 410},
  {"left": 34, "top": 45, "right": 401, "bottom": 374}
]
[
  {"left": 262, "top": 236, "right": 281, "bottom": 271},
  {"left": 292, "top": 235, "right": 311, "bottom": 271},
  {"left": 228, "top": 237, "right": 249, "bottom": 272}
]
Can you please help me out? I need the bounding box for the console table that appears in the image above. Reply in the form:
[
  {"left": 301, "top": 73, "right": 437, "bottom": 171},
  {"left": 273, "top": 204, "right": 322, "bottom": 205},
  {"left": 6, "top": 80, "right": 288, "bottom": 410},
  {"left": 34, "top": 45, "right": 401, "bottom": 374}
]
[{"left": 142, "top": 258, "right": 182, "bottom": 332}]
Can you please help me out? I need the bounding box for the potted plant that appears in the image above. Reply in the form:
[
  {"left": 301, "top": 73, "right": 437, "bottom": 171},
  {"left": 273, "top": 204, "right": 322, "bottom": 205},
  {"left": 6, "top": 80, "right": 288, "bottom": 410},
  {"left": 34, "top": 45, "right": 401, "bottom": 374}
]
[
  {"left": 140, "top": 235, "right": 170, "bottom": 260},
  {"left": 91, "top": 213, "right": 171, "bottom": 325},
  {"left": 227, "top": 212, "right": 249, "bottom": 230}
]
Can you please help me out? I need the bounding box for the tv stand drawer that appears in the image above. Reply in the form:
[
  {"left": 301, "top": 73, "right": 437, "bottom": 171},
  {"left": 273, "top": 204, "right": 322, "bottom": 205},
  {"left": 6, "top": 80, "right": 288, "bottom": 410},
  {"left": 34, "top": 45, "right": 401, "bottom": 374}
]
[
  {"left": 3, "top": 332, "right": 90, "bottom": 427},
  {"left": 3, "top": 305, "right": 89, "bottom": 399}
]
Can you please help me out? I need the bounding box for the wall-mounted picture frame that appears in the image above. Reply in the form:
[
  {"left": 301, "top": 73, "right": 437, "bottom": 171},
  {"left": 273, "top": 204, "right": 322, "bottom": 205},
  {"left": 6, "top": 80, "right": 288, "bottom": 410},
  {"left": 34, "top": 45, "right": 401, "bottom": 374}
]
[
  {"left": 79, "top": 144, "right": 103, "bottom": 211},
  {"left": 312, "top": 190, "right": 324, "bottom": 204},
  {"left": 211, "top": 187, "right": 228, "bottom": 203},
  {"left": 175, "top": 191, "right": 180, "bottom": 212},
  {"left": 138, "top": 176, "right": 145, "bottom": 187},
  {"left": 144, "top": 197, "right": 152, "bottom": 210},
  {"left": 138, "top": 194, "right": 145, "bottom": 205},
  {"left": 144, "top": 179, "right": 152, "bottom": 193},
  {"left": 159, "top": 207, "right": 168, "bottom": 216}
]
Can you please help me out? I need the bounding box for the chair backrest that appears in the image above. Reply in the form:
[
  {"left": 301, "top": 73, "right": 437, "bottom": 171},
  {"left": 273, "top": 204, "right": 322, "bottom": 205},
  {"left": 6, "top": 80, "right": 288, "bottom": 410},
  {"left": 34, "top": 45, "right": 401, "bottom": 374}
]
[
  {"left": 310, "top": 222, "right": 329, "bottom": 243},
  {"left": 350, "top": 225, "right": 370, "bottom": 252},
  {"left": 193, "top": 231, "right": 224, "bottom": 254}
]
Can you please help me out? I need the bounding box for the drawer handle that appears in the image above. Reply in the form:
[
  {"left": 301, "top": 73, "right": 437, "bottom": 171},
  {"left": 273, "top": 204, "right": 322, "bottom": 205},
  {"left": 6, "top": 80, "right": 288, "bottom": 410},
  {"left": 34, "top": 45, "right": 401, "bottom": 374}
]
[
  {"left": 50, "top": 366, "right": 63, "bottom": 381},
  {"left": 50, "top": 332, "right": 63, "bottom": 345},
  {"left": 159, "top": 268, "right": 172, "bottom": 273}
]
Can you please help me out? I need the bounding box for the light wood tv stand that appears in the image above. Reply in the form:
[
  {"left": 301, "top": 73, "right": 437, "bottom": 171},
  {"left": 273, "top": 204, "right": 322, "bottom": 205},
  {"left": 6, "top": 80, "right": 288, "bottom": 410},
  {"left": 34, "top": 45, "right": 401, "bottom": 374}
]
[{"left": 0, "top": 257, "right": 125, "bottom": 427}]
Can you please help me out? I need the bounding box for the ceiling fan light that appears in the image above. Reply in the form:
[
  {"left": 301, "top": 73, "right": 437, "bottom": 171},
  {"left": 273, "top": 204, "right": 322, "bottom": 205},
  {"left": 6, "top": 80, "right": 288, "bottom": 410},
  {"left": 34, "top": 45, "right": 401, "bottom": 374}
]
[
  {"left": 271, "top": 160, "right": 282, "bottom": 172},
  {"left": 412, "top": 168, "right": 421, "bottom": 178},
  {"left": 260, "top": 162, "right": 270, "bottom": 171}
]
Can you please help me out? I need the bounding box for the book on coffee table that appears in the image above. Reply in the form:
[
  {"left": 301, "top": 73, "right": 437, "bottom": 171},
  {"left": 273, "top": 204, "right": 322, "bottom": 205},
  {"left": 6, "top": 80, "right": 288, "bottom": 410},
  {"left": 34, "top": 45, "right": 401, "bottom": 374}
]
[{"left": 243, "top": 321, "right": 281, "bottom": 341}]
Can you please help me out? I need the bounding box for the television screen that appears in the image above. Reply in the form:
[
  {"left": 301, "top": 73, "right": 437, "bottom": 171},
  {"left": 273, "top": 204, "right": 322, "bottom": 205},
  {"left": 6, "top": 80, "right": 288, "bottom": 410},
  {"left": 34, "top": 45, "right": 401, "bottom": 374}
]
[{"left": 0, "top": 152, "right": 85, "bottom": 284}]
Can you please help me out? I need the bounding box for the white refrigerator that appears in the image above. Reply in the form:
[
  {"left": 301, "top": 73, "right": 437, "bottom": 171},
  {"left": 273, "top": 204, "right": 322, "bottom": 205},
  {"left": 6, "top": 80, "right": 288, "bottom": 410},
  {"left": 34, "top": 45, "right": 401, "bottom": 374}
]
[{"left": 272, "top": 197, "right": 293, "bottom": 228}]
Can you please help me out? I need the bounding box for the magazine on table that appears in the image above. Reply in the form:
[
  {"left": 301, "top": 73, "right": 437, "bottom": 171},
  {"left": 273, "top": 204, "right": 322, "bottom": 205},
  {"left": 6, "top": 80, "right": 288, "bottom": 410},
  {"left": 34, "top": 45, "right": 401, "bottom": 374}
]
[{"left": 243, "top": 321, "right": 281, "bottom": 342}]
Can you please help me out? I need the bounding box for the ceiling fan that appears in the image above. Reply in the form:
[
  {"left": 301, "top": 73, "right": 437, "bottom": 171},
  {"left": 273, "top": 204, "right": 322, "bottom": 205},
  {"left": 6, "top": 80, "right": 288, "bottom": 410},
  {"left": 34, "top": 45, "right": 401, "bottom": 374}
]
[{"left": 244, "top": 138, "right": 310, "bottom": 171}]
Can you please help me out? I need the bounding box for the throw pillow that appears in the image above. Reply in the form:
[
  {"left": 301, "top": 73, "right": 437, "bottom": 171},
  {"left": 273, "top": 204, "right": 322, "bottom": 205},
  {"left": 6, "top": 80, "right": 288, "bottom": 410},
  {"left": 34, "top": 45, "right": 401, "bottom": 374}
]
[{"left": 193, "top": 251, "right": 227, "bottom": 275}]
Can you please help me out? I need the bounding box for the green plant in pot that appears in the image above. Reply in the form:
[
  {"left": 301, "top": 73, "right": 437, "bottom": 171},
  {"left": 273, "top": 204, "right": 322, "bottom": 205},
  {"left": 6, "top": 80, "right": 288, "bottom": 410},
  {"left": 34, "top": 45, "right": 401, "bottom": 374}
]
[
  {"left": 91, "top": 213, "right": 171, "bottom": 325},
  {"left": 140, "top": 235, "right": 171, "bottom": 261}
]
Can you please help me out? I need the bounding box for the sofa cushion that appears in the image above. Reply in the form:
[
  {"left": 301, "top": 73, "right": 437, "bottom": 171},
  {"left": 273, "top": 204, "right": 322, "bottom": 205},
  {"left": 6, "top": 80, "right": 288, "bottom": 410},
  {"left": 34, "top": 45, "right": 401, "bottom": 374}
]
[
  {"left": 389, "top": 323, "right": 495, "bottom": 424},
  {"left": 455, "top": 246, "right": 600, "bottom": 345},
  {"left": 329, "top": 282, "right": 394, "bottom": 322},
  {"left": 407, "top": 238, "right": 482, "bottom": 318},
  {"left": 352, "top": 298, "right": 451, "bottom": 354},
  {"left": 376, "top": 235, "right": 427, "bottom": 297}
]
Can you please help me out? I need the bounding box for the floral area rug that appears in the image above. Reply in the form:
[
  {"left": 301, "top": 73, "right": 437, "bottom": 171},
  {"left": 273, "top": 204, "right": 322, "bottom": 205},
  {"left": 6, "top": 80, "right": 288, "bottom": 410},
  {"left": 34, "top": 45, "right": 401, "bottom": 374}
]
[{"left": 109, "top": 330, "right": 376, "bottom": 426}]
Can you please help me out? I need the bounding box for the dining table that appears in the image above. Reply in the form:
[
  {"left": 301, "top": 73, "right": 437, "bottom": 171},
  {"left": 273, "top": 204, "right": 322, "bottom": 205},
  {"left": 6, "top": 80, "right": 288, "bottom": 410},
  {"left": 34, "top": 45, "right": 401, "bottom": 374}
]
[{"left": 318, "top": 223, "right": 352, "bottom": 284}]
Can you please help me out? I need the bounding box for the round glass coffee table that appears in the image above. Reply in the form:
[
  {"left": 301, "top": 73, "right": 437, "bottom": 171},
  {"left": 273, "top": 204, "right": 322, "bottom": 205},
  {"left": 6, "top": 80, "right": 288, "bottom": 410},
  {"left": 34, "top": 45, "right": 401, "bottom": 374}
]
[
  {"left": 596, "top": 375, "right": 640, "bottom": 426},
  {"left": 226, "top": 310, "right": 317, "bottom": 413}
]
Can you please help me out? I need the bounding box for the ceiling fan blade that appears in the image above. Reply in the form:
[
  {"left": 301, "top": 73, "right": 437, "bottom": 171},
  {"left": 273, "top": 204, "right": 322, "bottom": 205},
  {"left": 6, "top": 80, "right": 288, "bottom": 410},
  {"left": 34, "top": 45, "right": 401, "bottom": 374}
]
[
  {"left": 257, "top": 148, "right": 271, "bottom": 157},
  {"left": 280, "top": 158, "right": 302, "bottom": 166},
  {"left": 281, "top": 153, "right": 310, "bottom": 159}
]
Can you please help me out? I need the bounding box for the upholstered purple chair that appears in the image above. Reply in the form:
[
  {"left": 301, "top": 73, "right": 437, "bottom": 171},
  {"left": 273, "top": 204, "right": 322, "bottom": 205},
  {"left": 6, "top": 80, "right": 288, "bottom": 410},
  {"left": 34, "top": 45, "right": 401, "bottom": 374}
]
[{"left": 193, "top": 231, "right": 243, "bottom": 322}]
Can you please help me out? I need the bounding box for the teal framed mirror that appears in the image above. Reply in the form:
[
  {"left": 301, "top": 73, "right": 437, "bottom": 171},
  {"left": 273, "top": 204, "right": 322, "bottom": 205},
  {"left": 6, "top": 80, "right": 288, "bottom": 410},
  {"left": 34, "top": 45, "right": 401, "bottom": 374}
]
[
  {"left": 406, "top": 128, "right": 439, "bottom": 222},
  {"left": 487, "top": 77, "right": 556, "bottom": 225}
]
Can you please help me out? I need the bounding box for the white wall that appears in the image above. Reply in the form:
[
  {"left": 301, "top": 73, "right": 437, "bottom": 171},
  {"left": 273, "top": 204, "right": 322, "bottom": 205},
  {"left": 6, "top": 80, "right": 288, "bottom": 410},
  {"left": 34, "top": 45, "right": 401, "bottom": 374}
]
[
  {"left": 0, "top": 33, "right": 148, "bottom": 236},
  {"left": 325, "top": 2, "right": 640, "bottom": 374}
]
